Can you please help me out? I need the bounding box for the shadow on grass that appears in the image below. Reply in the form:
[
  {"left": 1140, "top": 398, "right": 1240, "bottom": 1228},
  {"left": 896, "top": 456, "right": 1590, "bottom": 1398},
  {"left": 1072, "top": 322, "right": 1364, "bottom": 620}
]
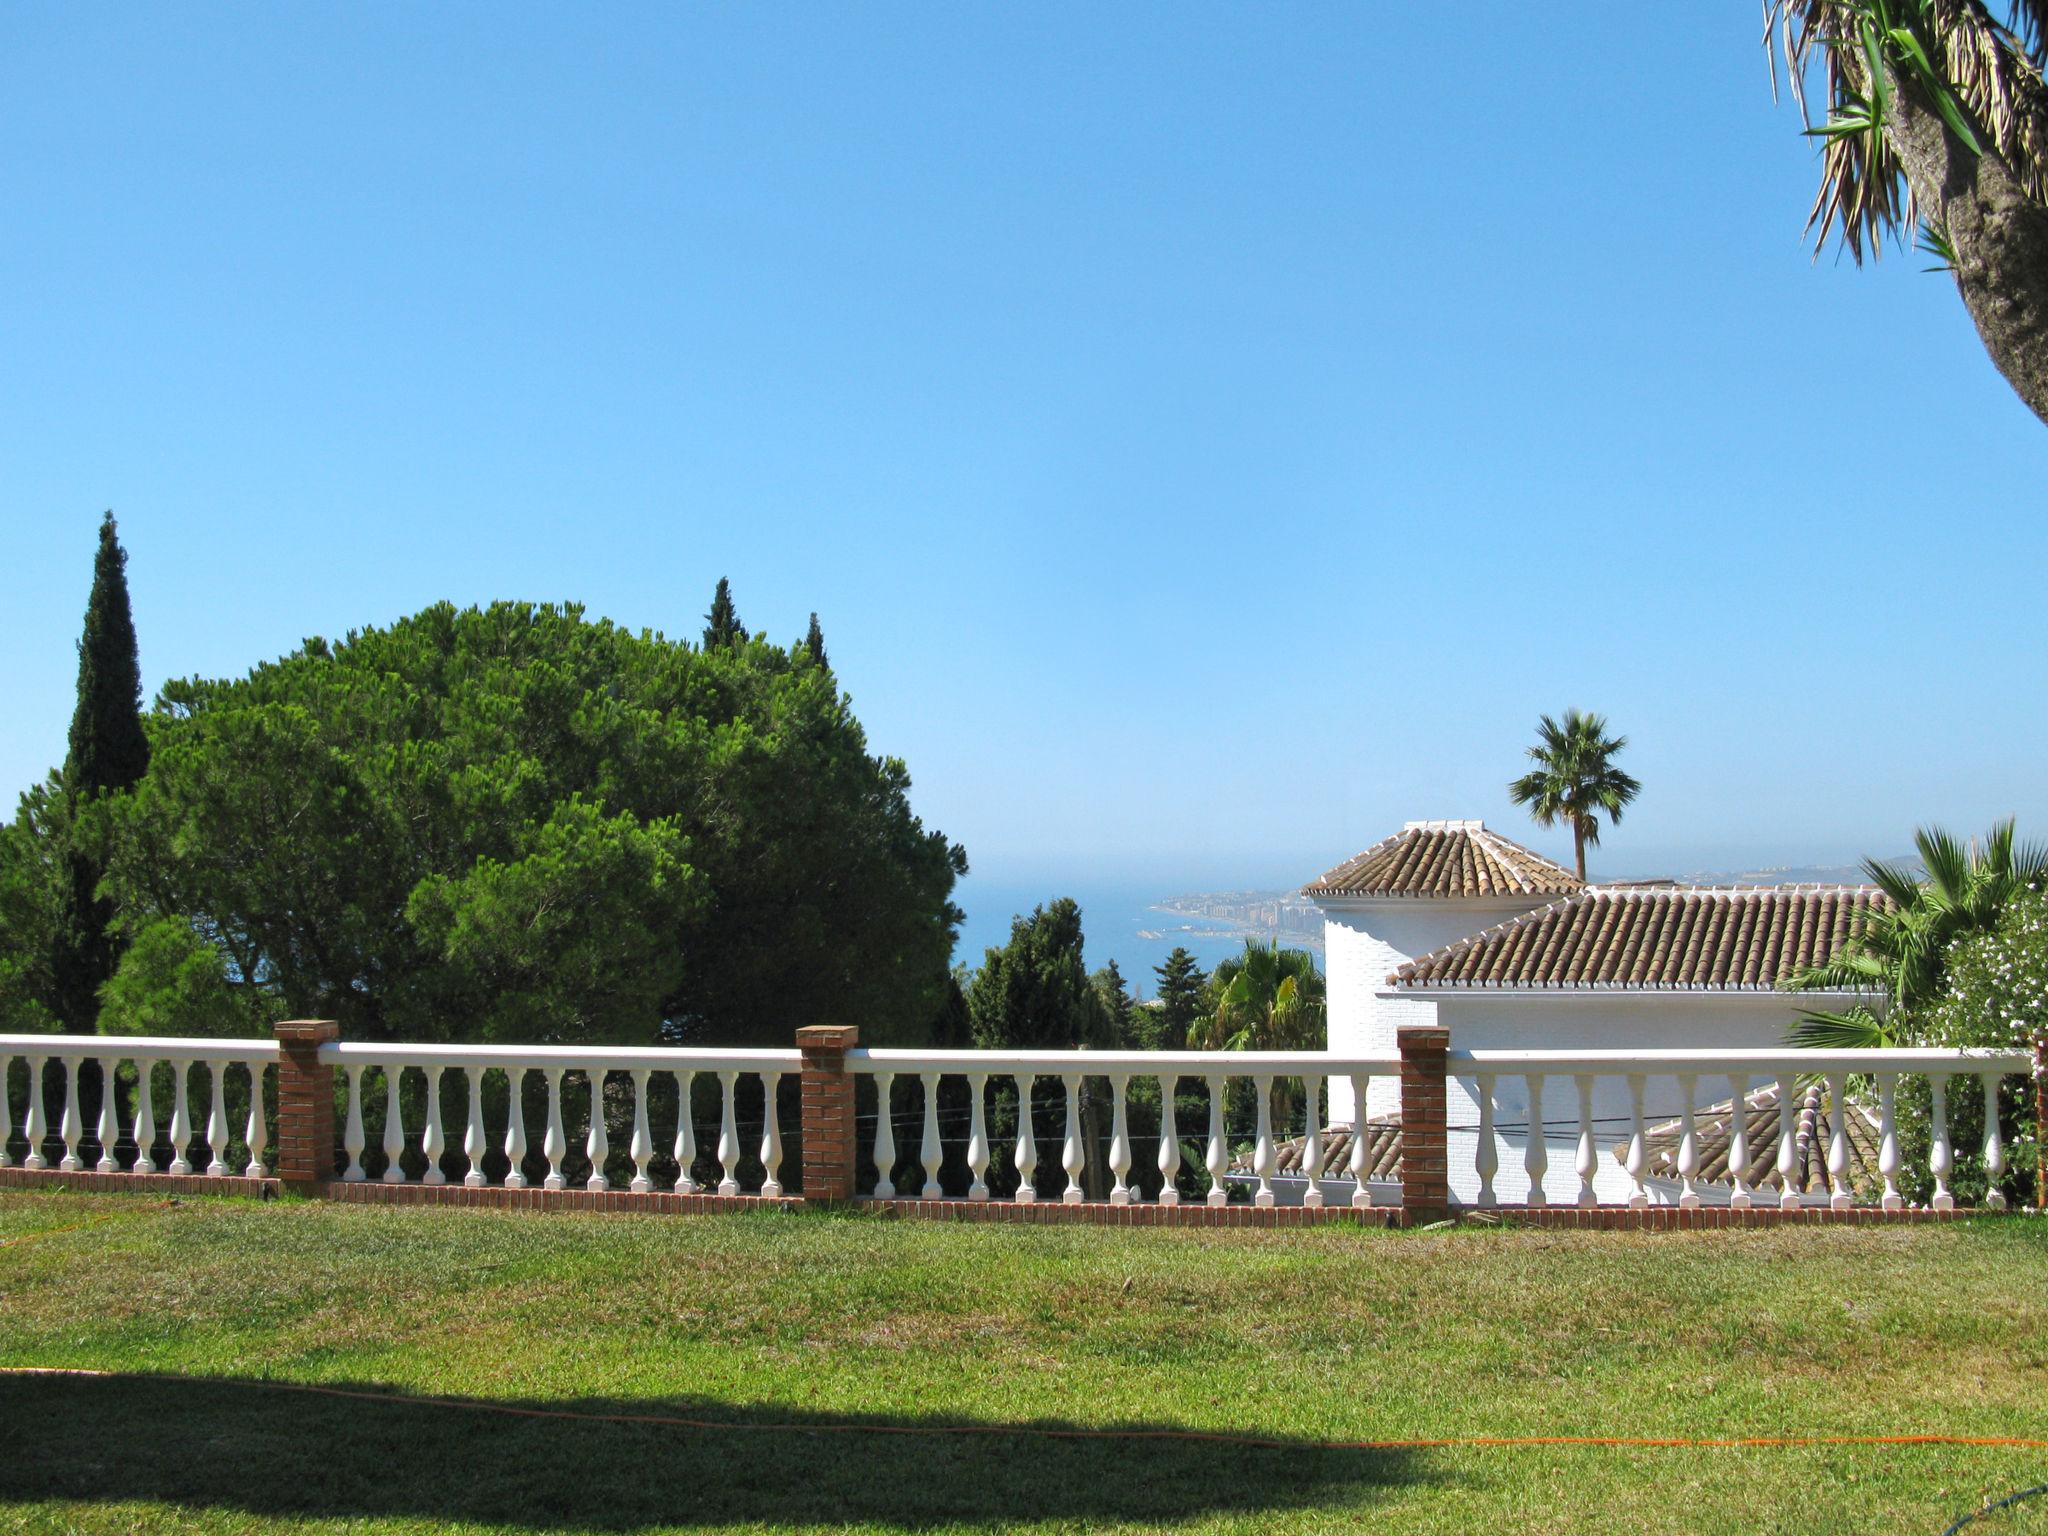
[{"left": 0, "top": 1371, "right": 1429, "bottom": 1529}]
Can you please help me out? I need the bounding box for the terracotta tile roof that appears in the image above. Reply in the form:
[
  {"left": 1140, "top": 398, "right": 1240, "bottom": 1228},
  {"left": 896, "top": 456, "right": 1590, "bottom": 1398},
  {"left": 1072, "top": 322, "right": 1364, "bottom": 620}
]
[
  {"left": 1233, "top": 1119, "right": 1403, "bottom": 1179},
  {"left": 1389, "top": 885, "right": 1891, "bottom": 991},
  {"left": 1626, "top": 1082, "right": 1881, "bottom": 1197},
  {"left": 1304, "top": 820, "right": 1583, "bottom": 900}
]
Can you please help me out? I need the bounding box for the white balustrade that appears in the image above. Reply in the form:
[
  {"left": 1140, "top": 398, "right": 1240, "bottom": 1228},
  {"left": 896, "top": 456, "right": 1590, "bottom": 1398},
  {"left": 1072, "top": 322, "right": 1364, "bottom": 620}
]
[
  {"left": 919, "top": 1071, "right": 942, "bottom": 1199},
  {"left": 166, "top": 1059, "right": 189, "bottom": 1174},
  {"left": 1928, "top": 1073, "right": 1953, "bottom": 1211},
  {"left": 24, "top": 1056, "right": 48, "bottom": 1170},
  {"left": 0, "top": 1054, "right": 12, "bottom": 1169},
  {"left": 716, "top": 1070, "right": 740, "bottom": 1196},
  {"left": 60, "top": 1054, "right": 83, "bottom": 1172},
  {"left": 584, "top": 1068, "right": 609, "bottom": 1193},
  {"left": 1060, "top": 1073, "right": 1084, "bottom": 1204},
  {"left": 96, "top": 1058, "right": 119, "bottom": 1174},
  {"left": 965, "top": 1072, "right": 989, "bottom": 1201},
  {"left": 543, "top": 1068, "right": 567, "bottom": 1190},
  {"left": 628, "top": 1069, "right": 653, "bottom": 1194},
  {"left": 504, "top": 1067, "right": 529, "bottom": 1190},
  {"left": 133, "top": 1062, "right": 156, "bottom": 1174},
  {"left": 1156, "top": 1074, "right": 1179, "bottom": 1207},
  {"left": 1625, "top": 1074, "right": 1648, "bottom": 1210},
  {"left": 1204, "top": 1074, "right": 1227, "bottom": 1207},
  {"left": 671, "top": 1069, "right": 695, "bottom": 1194},
  {"left": 1108, "top": 1074, "right": 1132, "bottom": 1206},
  {"left": 1301, "top": 1073, "right": 1324, "bottom": 1209},
  {"left": 465, "top": 1068, "right": 488, "bottom": 1188},
  {"left": 421, "top": 1066, "right": 447, "bottom": 1186},
  {"left": 1252, "top": 1075, "right": 1277, "bottom": 1208},
  {"left": 1574, "top": 1073, "right": 1596, "bottom": 1210},
  {"left": 1522, "top": 1073, "right": 1547, "bottom": 1208},
  {"left": 343, "top": 1065, "right": 367, "bottom": 1181},
  {"left": 1877, "top": 1073, "right": 1903, "bottom": 1212},
  {"left": 759, "top": 1070, "right": 784, "bottom": 1198},
  {"left": 871, "top": 1071, "right": 896, "bottom": 1199},
  {"left": 1012, "top": 1074, "right": 1037, "bottom": 1203},
  {"left": 1824, "top": 1071, "right": 1851, "bottom": 1211},
  {"left": 1675, "top": 1074, "right": 1700, "bottom": 1211},
  {"left": 204, "top": 1060, "right": 229, "bottom": 1177},
  {"left": 1775, "top": 1073, "right": 1799, "bottom": 1209},
  {"left": 1726, "top": 1074, "right": 1752, "bottom": 1210},
  {"left": 1983, "top": 1071, "right": 2006, "bottom": 1210},
  {"left": 1474, "top": 1072, "right": 1498, "bottom": 1209},
  {"left": 1348, "top": 1072, "right": 1371, "bottom": 1209},
  {"left": 382, "top": 1066, "right": 406, "bottom": 1184}
]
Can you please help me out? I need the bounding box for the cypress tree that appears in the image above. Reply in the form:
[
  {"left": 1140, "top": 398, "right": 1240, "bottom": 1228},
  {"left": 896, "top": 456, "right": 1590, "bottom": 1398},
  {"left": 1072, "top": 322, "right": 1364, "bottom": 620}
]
[
  {"left": 803, "top": 611, "right": 829, "bottom": 671},
  {"left": 1153, "top": 946, "right": 1208, "bottom": 1053},
  {"left": 702, "top": 578, "right": 747, "bottom": 650},
  {"left": 51, "top": 512, "right": 149, "bottom": 1032}
]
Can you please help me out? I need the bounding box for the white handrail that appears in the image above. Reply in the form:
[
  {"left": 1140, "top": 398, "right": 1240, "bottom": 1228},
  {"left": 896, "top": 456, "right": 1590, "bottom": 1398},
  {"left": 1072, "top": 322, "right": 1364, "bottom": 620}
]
[
  {"left": 845, "top": 1048, "right": 1402, "bottom": 1075},
  {"left": 1451, "top": 1047, "right": 2031, "bottom": 1074},
  {"left": 321, "top": 1042, "right": 801, "bottom": 1072},
  {"left": 0, "top": 1033, "right": 276, "bottom": 1062}
]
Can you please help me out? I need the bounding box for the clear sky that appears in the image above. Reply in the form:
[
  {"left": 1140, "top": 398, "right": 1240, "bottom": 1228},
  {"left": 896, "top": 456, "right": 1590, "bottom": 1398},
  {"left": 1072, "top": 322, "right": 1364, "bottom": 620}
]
[{"left": 5, "top": 4, "right": 2044, "bottom": 904}]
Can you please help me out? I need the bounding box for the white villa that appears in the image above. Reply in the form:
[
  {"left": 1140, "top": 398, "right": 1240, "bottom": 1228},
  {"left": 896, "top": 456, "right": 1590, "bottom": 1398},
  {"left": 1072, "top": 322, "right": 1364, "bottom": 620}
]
[{"left": 1304, "top": 819, "right": 1888, "bottom": 1206}]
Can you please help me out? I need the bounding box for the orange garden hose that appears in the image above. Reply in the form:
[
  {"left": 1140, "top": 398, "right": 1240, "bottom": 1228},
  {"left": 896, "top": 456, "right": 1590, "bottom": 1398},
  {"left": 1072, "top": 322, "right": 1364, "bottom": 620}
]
[{"left": 2, "top": 1368, "right": 2045, "bottom": 1452}]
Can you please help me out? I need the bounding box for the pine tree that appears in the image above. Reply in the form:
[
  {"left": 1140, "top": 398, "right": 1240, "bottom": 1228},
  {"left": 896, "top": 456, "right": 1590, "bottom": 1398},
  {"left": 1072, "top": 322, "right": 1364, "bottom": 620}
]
[
  {"left": 1153, "top": 946, "right": 1208, "bottom": 1053},
  {"left": 51, "top": 512, "right": 149, "bottom": 1032},
  {"left": 1093, "top": 959, "right": 1136, "bottom": 1047},
  {"left": 803, "top": 611, "right": 829, "bottom": 671},
  {"left": 702, "top": 578, "right": 747, "bottom": 650}
]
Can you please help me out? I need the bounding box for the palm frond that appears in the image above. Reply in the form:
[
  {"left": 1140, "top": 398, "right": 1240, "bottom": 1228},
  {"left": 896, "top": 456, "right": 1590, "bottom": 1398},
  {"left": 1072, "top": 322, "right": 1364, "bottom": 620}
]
[{"left": 1790, "top": 1006, "right": 1897, "bottom": 1049}]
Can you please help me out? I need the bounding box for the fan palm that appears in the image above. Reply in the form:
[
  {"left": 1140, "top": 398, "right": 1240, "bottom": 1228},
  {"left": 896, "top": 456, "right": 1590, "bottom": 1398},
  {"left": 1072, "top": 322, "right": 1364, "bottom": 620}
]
[
  {"left": 1190, "top": 940, "right": 1326, "bottom": 1054},
  {"left": 1506, "top": 710, "right": 1641, "bottom": 882},
  {"left": 1768, "top": 0, "right": 2048, "bottom": 425},
  {"left": 1784, "top": 819, "right": 2048, "bottom": 1046}
]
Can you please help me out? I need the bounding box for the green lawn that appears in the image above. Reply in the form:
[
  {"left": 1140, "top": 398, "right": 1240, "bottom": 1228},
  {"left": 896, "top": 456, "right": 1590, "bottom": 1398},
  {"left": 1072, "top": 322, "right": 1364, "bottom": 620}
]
[{"left": 1, "top": 1191, "right": 2045, "bottom": 1534}]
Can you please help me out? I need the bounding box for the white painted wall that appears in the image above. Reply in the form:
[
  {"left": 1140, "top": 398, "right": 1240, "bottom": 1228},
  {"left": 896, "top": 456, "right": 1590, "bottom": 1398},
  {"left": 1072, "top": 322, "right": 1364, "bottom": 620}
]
[
  {"left": 1420, "top": 992, "right": 1825, "bottom": 1206},
  {"left": 1317, "top": 896, "right": 1549, "bottom": 1122}
]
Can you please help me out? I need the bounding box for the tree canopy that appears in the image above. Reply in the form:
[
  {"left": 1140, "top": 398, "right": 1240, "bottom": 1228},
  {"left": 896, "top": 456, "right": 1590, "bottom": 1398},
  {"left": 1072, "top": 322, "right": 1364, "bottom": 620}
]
[
  {"left": 1507, "top": 709, "right": 1640, "bottom": 882},
  {"left": 5, "top": 600, "right": 963, "bottom": 1046},
  {"left": 966, "top": 898, "right": 1117, "bottom": 1051}
]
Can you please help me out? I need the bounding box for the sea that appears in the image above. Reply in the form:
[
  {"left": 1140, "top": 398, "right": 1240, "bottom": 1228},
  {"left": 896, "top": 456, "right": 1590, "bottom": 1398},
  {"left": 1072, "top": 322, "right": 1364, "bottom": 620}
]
[{"left": 950, "top": 875, "right": 1322, "bottom": 999}]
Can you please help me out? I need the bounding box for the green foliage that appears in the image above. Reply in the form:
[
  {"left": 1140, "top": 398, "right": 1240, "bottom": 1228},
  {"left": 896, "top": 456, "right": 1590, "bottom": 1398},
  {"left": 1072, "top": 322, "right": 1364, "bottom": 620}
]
[
  {"left": 97, "top": 916, "right": 252, "bottom": 1038},
  {"left": 33, "top": 600, "right": 962, "bottom": 1046},
  {"left": 1785, "top": 819, "right": 2046, "bottom": 1047},
  {"left": 1919, "top": 883, "right": 2048, "bottom": 1049},
  {"left": 803, "top": 612, "right": 829, "bottom": 672},
  {"left": 0, "top": 780, "right": 66, "bottom": 1033},
  {"left": 1091, "top": 959, "right": 1136, "bottom": 1047},
  {"left": 965, "top": 898, "right": 1113, "bottom": 1051},
  {"left": 51, "top": 513, "right": 150, "bottom": 1032},
  {"left": 1506, "top": 708, "right": 1639, "bottom": 880},
  {"left": 1192, "top": 939, "right": 1325, "bottom": 1053},
  {"left": 1152, "top": 946, "right": 1207, "bottom": 1052},
  {"left": 702, "top": 577, "right": 747, "bottom": 651}
]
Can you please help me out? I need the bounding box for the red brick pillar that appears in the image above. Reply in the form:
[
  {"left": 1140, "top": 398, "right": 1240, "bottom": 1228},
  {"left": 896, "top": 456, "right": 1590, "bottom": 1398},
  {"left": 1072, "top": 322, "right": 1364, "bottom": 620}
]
[
  {"left": 1398, "top": 1024, "right": 1451, "bottom": 1227},
  {"left": 273, "top": 1020, "right": 340, "bottom": 1190},
  {"left": 797, "top": 1025, "right": 860, "bottom": 1203}
]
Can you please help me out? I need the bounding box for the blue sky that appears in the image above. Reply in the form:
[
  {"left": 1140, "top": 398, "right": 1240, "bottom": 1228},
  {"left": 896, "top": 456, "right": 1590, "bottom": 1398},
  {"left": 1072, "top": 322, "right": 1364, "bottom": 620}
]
[{"left": 4, "top": 4, "right": 2044, "bottom": 903}]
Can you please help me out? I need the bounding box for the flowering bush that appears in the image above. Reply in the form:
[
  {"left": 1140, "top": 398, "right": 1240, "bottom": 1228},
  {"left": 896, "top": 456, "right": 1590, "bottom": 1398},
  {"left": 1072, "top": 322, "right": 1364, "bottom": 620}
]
[{"left": 1919, "top": 884, "right": 2048, "bottom": 1050}]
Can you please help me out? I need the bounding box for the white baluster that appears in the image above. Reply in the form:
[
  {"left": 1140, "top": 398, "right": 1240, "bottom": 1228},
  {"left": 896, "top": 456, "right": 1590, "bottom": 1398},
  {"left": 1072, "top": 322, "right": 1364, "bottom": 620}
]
[
  {"left": 1876, "top": 1073, "right": 1902, "bottom": 1211},
  {"left": 1776, "top": 1073, "right": 1800, "bottom": 1209},
  {"left": 204, "top": 1059, "right": 228, "bottom": 1177},
  {"left": 1574, "top": 1074, "right": 1597, "bottom": 1209},
  {"left": 421, "top": 1066, "right": 446, "bottom": 1185},
  {"left": 670, "top": 1069, "right": 695, "bottom": 1193},
  {"left": 1253, "top": 1075, "right": 1276, "bottom": 1208},
  {"left": 96, "top": 1058, "right": 120, "bottom": 1174},
  {"left": 132, "top": 1061, "right": 156, "bottom": 1174},
  {"left": 59, "top": 1055, "right": 84, "bottom": 1172},
  {"left": 871, "top": 1071, "right": 896, "bottom": 1199},
  {"left": 584, "top": 1068, "right": 609, "bottom": 1192},
  {"left": 1726, "top": 1074, "right": 1752, "bottom": 1210},
  {"left": 382, "top": 1065, "right": 407, "bottom": 1184},
  {"left": 628, "top": 1069, "right": 653, "bottom": 1194},
  {"left": 758, "top": 1071, "right": 784, "bottom": 1198},
  {"left": 464, "top": 1067, "right": 488, "bottom": 1188},
  {"left": 965, "top": 1072, "right": 989, "bottom": 1201},
  {"left": 165, "top": 1059, "right": 188, "bottom": 1175},
  {"left": 716, "top": 1069, "right": 740, "bottom": 1195},
  {"left": 503, "top": 1068, "right": 529, "bottom": 1190},
  {"left": 1522, "top": 1073, "right": 1548, "bottom": 1207},
  {"left": 0, "top": 1054, "right": 12, "bottom": 1168},
  {"left": 1676, "top": 1073, "right": 1700, "bottom": 1211},
  {"left": 1473, "top": 1073, "right": 1498, "bottom": 1209},
  {"left": 1012, "top": 1073, "right": 1037, "bottom": 1203},
  {"left": 342, "top": 1065, "right": 366, "bottom": 1181},
  {"left": 1108, "top": 1074, "right": 1132, "bottom": 1205},
  {"left": 919, "top": 1071, "right": 943, "bottom": 1198},
  {"left": 1348, "top": 1073, "right": 1372, "bottom": 1209},
  {"left": 1928, "top": 1073, "right": 1954, "bottom": 1211},
  {"left": 1061, "top": 1073, "right": 1085, "bottom": 1204},
  {"left": 23, "top": 1056, "right": 50, "bottom": 1170},
  {"left": 1204, "top": 1075, "right": 1228, "bottom": 1207},
  {"left": 1982, "top": 1072, "right": 2006, "bottom": 1210},
  {"left": 1625, "top": 1073, "right": 1648, "bottom": 1210},
  {"left": 1157, "top": 1073, "right": 1181, "bottom": 1207},
  {"left": 543, "top": 1068, "right": 567, "bottom": 1190},
  {"left": 1825, "top": 1071, "right": 1851, "bottom": 1211},
  {"left": 243, "top": 1060, "right": 268, "bottom": 1178},
  {"left": 1301, "top": 1073, "right": 1325, "bottom": 1209}
]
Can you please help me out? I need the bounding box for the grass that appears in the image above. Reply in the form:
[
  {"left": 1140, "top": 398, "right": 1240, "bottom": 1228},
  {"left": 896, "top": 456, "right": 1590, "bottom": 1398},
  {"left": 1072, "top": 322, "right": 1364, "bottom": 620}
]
[{"left": 1, "top": 1191, "right": 2046, "bottom": 1534}]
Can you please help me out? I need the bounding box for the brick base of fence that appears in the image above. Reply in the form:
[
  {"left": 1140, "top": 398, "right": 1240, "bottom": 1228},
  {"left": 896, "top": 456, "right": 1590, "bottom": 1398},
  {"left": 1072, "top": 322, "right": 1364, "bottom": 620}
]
[
  {"left": 0, "top": 1166, "right": 280, "bottom": 1199},
  {"left": 318, "top": 1180, "right": 803, "bottom": 1215}
]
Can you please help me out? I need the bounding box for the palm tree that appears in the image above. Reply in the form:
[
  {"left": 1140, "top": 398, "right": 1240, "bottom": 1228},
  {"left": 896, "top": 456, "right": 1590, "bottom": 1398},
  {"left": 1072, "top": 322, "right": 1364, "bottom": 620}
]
[
  {"left": 1768, "top": 0, "right": 2048, "bottom": 426},
  {"left": 1190, "top": 940, "right": 1326, "bottom": 1054},
  {"left": 1506, "top": 710, "right": 1640, "bottom": 883},
  {"left": 1784, "top": 819, "right": 2048, "bottom": 1047}
]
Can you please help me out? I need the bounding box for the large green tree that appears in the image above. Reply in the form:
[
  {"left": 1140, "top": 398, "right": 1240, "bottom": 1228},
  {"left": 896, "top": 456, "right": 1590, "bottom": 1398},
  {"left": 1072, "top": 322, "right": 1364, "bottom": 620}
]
[
  {"left": 966, "top": 899, "right": 1112, "bottom": 1051},
  {"left": 1506, "top": 709, "right": 1640, "bottom": 882},
  {"left": 1190, "top": 939, "right": 1325, "bottom": 1054},
  {"left": 66, "top": 601, "right": 962, "bottom": 1046},
  {"left": 1770, "top": 0, "right": 2048, "bottom": 426},
  {"left": 1152, "top": 946, "right": 1208, "bottom": 1053},
  {"left": 702, "top": 578, "right": 747, "bottom": 651},
  {"left": 50, "top": 513, "right": 150, "bottom": 1031}
]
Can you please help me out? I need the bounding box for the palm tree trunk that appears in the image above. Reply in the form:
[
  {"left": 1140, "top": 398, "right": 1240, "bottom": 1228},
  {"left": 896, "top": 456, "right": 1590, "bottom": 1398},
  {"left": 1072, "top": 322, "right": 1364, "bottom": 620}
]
[
  {"left": 1884, "top": 65, "right": 2048, "bottom": 427},
  {"left": 1572, "top": 818, "right": 1587, "bottom": 882}
]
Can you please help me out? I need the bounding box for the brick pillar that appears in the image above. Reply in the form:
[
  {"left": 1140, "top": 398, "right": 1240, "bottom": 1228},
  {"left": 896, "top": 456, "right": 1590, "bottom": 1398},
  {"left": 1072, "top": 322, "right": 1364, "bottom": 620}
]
[
  {"left": 797, "top": 1025, "right": 860, "bottom": 1203},
  {"left": 1398, "top": 1024, "right": 1451, "bottom": 1227},
  {"left": 273, "top": 1020, "right": 340, "bottom": 1189}
]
